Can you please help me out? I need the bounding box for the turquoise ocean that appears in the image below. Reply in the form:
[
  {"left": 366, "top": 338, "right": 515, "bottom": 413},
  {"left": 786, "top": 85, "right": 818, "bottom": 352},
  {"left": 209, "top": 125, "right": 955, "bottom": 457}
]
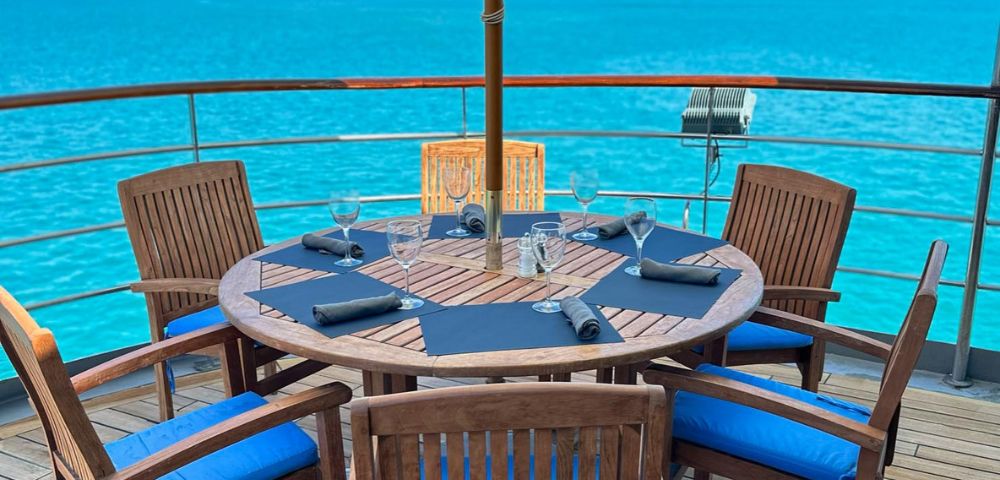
[{"left": 1, "top": 0, "right": 999, "bottom": 378}]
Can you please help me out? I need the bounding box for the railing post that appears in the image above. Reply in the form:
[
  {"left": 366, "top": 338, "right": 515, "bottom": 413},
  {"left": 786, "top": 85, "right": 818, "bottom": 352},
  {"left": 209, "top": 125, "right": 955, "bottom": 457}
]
[
  {"left": 461, "top": 87, "right": 469, "bottom": 138},
  {"left": 702, "top": 87, "right": 715, "bottom": 234},
  {"left": 187, "top": 94, "right": 201, "bottom": 163},
  {"left": 945, "top": 27, "right": 1000, "bottom": 388}
]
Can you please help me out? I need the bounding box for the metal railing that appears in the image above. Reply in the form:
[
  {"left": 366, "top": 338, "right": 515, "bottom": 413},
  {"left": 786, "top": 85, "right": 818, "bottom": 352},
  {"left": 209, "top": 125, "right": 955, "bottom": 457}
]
[{"left": 1, "top": 66, "right": 999, "bottom": 385}]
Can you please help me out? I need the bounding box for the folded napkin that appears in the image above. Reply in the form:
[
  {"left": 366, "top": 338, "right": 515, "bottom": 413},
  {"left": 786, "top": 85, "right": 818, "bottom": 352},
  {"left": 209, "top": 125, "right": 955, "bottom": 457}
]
[
  {"left": 639, "top": 258, "right": 720, "bottom": 285},
  {"left": 597, "top": 211, "right": 647, "bottom": 239},
  {"left": 559, "top": 297, "right": 601, "bottom": 340},
  {"left": 461, "top": 203, "right": 486, "bottom": 233},
  {"left": 302, "top": 233, "right": 364, "bottom": 258},
  {"left": 312, "top": 292, "right": 403, "bottom": 325}
]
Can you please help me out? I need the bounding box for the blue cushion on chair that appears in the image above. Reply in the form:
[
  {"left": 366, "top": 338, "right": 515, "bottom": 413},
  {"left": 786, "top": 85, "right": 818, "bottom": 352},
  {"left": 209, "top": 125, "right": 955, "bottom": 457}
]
[
  {"left": 105, "top": 392, "right": 317, "bottom": 480},
  {"left": 694, "top": 322, "right": 814, "bottom": 353},
  {"left": 673, "top": 364, "right": 871, "bottom": 480},
  {"left": 166, "top": 306, "right": 228, "bottom": 338}
]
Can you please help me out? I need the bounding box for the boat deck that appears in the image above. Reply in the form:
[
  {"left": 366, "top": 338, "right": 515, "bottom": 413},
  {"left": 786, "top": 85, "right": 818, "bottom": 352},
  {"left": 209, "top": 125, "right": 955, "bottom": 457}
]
[{"left": 1, "top": 360, "right": 998, "bottom": 480}]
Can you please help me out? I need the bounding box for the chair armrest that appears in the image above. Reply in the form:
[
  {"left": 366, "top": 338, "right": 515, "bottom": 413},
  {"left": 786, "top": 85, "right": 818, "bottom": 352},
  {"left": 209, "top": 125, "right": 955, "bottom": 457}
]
[
  {"left": 750, "top": 306, "right": 892, "bottom": 361},
  {"left": 72, "top": 324, "right": 242, "bottom": 394},
  {"left": 643, "top": 364, "right": 885, "bottom": 452},
  {"left": 131, "top": 278, "right": 220, "bottom": 296},
  {"left": 106, "top": 382, "right": 353, "bottom": 480},
  {"left": 762, "top": 286, "right": 840, "bottom": 303}
]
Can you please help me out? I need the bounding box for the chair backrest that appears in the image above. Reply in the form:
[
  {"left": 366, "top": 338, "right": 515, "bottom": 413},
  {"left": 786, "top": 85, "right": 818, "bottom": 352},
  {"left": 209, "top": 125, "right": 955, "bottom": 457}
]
[
  {"left": 421, "top": 139, "right": 545, "bottom": 214},
  {"left": 118, "top": 161, "right": 264, "bottom": 329},
  {"left": 0, "top": 286, "right": 114, "bottom": 479},
  {"left": 351, "top": 382, "right": 666, "bottom": 480},
  {"left": 722, "top": 164, "right": 856, "bottom": 321},
  {"left": 869, "top": 240, "right": 947, "bottom": 431}
]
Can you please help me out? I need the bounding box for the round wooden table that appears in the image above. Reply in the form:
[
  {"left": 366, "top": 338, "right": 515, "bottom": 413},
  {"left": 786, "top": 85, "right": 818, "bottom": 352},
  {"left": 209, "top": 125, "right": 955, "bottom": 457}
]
[{"left": 219, "top": 212, "right": 762, "bottom": 394}]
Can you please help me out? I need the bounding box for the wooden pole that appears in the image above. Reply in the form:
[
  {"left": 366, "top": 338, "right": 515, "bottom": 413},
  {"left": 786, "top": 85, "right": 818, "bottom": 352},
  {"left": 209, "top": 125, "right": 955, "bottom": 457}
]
[{"left": 483, "top": 0, "right": 504, "bottom": 270}]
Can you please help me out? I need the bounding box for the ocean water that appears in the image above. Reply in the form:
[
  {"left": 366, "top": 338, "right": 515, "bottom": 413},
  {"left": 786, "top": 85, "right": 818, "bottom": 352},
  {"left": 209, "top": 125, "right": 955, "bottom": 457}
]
[{"left": 1, "top": 0, "right": 999, "bottom": 379}]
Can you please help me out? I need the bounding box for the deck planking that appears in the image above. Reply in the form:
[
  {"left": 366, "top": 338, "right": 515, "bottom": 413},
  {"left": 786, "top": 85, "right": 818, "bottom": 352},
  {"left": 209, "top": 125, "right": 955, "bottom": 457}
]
[{"left": 0, "top": 360, "right": 998, "bottom": 480}]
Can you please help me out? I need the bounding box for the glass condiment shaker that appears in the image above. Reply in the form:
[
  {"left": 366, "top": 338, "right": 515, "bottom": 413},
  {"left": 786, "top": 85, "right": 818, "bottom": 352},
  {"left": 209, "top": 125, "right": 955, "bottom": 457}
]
[{"left": 517, "top": 233, "right": 537, "bottom": 278}]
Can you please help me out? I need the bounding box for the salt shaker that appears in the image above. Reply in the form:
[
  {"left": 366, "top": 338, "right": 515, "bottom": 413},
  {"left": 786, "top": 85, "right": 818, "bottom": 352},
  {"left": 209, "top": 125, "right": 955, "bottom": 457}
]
[{"left": 517, "top": 233, "right": 537, "bottom": 278}]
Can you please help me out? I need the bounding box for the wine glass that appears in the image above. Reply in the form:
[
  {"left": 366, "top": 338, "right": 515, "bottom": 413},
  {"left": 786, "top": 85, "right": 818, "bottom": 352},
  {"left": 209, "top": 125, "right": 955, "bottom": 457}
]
[
  {"left": 328, "top": 190, "right": 362, "bottom": 267},
  {"left": 624, "top": 197, "right": 657, "bottom": 276},
  {"left": 570, "top": 169, "right": 599, "bottom": 241},
  {"left": 443, "top": 162, "right": 473, "bottom": 237},
  {"left": 386, "top": 220, "right": 425, "bottom": 310},
  {"left": 530, "top": 222, "right": 567, "bottom": 313}
]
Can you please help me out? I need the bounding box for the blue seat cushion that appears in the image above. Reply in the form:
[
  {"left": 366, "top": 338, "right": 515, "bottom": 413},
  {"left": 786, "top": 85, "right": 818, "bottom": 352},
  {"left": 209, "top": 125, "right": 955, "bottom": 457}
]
[
  {"left": 674, "top": 364, "right": 871, "bottom": 480},
  {"left": 105, "top": 392, "right": 317, "bottom": 480},
  {"left": 166, "top": 306, "right": 228, "bottom": 338},
  {"left": 694, "top": 322, "right": 813, "bottom": 353}
]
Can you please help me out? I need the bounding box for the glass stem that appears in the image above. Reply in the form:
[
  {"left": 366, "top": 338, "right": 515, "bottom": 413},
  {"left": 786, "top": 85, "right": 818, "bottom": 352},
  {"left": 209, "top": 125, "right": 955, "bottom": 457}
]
[
  {"left": 636, "top": 242, "right": 643, "bottom": 267},
  {"left": 581, "top": 204, "right": 589, "bottom": 234},
  {"left": 403, "top": 265, "right": 411, "bottom": 299},
  {"left": 344, "top": 227, "right": 352, "bottom": 261},
  {"left": 455, "top": 200, "right": 462, "bottom": 230},
  {"left": 545, "top": 269, "right": 552, "bottom": 304}
]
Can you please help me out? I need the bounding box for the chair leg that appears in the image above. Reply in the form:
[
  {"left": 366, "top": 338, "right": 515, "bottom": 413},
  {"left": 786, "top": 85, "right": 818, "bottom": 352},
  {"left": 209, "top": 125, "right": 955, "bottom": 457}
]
[
  {"left": 798, "top": 341, "right": 825, "bottom": 392},
  {"left": 153, "top": 360, "right": 174, "bottom": 422},
  {"left": 884, "top": 405, "right": 902, "bottom": 467},
  {"left": 693, "top": 470, "right": 711, "bottom": 480},
  {"left": 220, "top": 340, "right": 246, "bottom": 396}
]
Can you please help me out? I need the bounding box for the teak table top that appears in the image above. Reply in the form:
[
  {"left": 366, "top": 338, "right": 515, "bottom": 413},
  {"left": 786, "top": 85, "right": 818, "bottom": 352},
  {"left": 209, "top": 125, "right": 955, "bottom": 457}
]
[{"left": 218, "top": 213, "right": 763, "bottom": 377}]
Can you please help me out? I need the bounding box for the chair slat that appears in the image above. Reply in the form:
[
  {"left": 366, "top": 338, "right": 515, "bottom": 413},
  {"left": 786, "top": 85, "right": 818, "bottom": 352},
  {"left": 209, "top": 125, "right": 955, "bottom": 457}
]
[
  {"left": 423, "top": 433, "right": 442, "bottom": 480},
  {"left": 469, "top": 431, "right": 487, "bottom": 480},
  {"left": 377, "top": 435, "right": 400, "bottom": 480},
  {"left": 578, "top": 426, "right": 598, "bottom": 480},
  {"left": 599, "top": 425, "right": 621, "bottom": 480},
  {"left": 490, "top": 430, "right": 508, "bottom": 480},
  {"left": 399, "top": 434, "right": 421, "bottom": 480},
  {"left": 513, "top": 429, "right": 531, "bottom": 480},
  {"left": 555, "top": 428, "right": 574, "bottom": 480},
  {"left": 534, "top": 428, "right": 553, "bottom": 480},
  {"left": 446, "top": 432, "right": 464, "bottom": 480},
  {"left": 619, "top": 424, "right": 641, "bottom": 480}
]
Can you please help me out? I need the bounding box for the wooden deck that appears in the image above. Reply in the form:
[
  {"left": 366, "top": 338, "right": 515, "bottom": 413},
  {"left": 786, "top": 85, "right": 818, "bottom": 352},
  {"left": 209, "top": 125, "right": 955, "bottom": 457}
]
[{"left": 1, "top": 360, "right": 998, "bottom": 480}]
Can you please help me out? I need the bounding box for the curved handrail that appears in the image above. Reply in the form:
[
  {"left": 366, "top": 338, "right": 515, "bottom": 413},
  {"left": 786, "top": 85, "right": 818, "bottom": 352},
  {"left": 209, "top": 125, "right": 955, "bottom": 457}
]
[{"left": 1, "top": 74, "right": 998, "bottom": 111}]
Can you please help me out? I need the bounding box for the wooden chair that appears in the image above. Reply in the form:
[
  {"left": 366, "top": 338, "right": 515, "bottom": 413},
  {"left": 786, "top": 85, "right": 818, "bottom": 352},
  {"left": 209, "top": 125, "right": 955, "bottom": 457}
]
[
  {"left": 119, "top": 160, "right": 286, "bottom": 421},
  {"left": 675, "top": 163, "right": 856, "bottom": 392},
  {"left": 0, "top": 285, "right": 351, "bottom": 480},
  {"left": 645, "top": 240, "right": 947, "bottom": 480},
  {"left": 420, "top": 139, "right": 545, "bottom": 214},
  {"left": 351, "top": 382, "right": 669, "bottom": 480}
]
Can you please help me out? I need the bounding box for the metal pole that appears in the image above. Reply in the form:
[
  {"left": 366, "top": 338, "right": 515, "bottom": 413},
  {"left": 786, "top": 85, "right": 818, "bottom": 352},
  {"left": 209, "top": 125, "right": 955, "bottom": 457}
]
[
  {"left": 483, "top": 0, "right": 504, "bottom": 270},
  {"left": 187, "top": 94, "right": 201, "bottom": 162},
  {"left": 945, "top": 27, "right": 1000, "bottom": 388},
  {"left": 702, "top": 88, "right": 715, "bottom": 234},
  {"left": 461, "top": 87, "right": 469, "bottom": 138}
]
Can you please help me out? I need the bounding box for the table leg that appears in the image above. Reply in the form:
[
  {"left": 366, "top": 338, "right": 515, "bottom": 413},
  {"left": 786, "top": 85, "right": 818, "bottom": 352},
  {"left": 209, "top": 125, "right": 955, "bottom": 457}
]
[
  {"left": 702, "top": 335, "right": 729, "bottom": 366},
  {"left": 596, "top": 367, "right": 614, "bottom": 384},
  {"left": 361, "top": 370, "right": 416, "bottom": 480},
  {"left": 612, "top": 364, "right": 638, "bottom": 385},
  {"left": 362, "top": 370, "right": 417, "bottom": 396}
]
